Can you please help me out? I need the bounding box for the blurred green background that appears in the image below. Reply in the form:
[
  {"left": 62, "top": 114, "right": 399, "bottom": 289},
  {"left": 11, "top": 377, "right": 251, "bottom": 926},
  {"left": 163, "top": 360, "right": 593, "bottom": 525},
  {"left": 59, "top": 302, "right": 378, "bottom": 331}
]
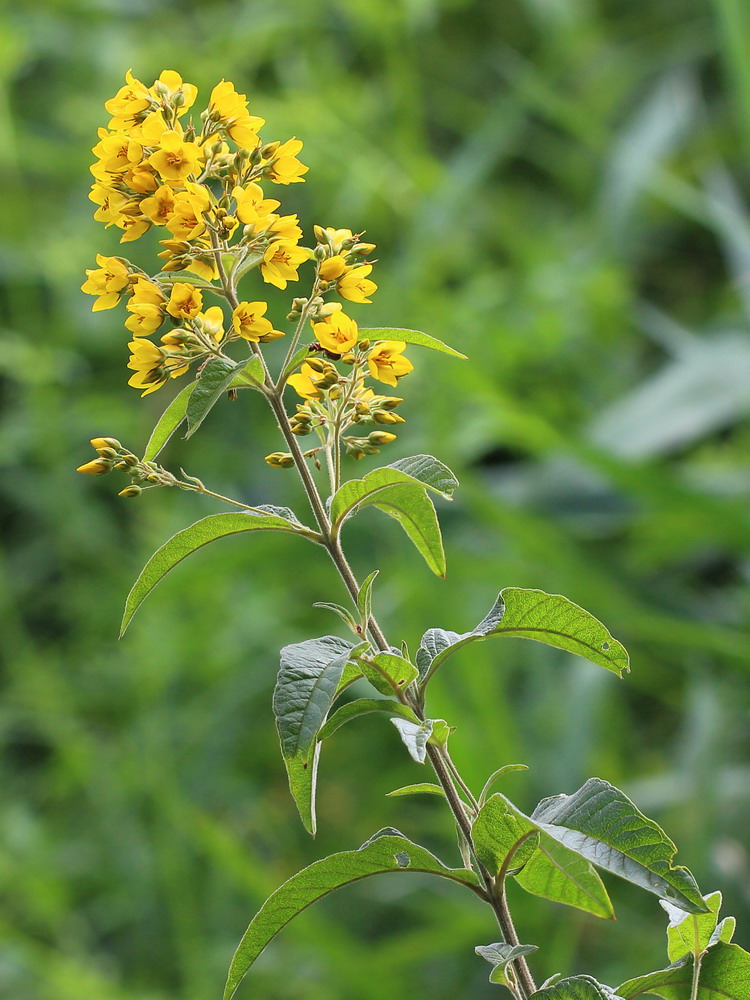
[{"left": 2, "top": 0, "right": 750, "bottom": 997}]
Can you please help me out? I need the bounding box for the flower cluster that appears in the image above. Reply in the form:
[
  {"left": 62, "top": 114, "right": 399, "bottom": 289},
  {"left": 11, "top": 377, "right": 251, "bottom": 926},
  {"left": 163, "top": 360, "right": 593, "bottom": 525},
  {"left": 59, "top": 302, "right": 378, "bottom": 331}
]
[{"left": 80, "top": 70, "right": 415, "bottom": 482}]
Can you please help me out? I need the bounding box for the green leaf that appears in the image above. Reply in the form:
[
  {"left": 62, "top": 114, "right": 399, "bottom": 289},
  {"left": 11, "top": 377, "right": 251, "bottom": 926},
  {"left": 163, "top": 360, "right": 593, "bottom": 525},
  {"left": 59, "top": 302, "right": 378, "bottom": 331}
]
[
  {"left": 223, "top": 829, "right": 482, "bottom": 1000},
  {"left": 357, "top": 569, "right": 378, "bottom": 627},
  {"left": 530, "top": 975, "right": 618, "bottom": 999},
  {"left": 232, "top": 248, "right": 265, "bottom": 281},
  {"left": 312, "top": 601, "right": 361, "bottom": 636},
  {"left": 662, "top": 891, "right": 722, "bottom": 962},
  {"left": 709, "top": 916, "right": 736, "bottom": 948},
  {"left": 417, "top": 587, "right": 630, "bottom": 686},
  {"left": 317, "top": 698, "right": 418, "bottom": 742},
  {"left": 279, "top": 344, "right": 315, "bottom": 383},
  {"left": 479, "top": 764, "right": 529, "bottom": 806},
  {"left": 359, "top": 327, "right": 467, "bottom": 360},
  {"left": 143, "top": 380, "right": 197, "bottom": 461},
  {"left": 152, "top": 270, "right": 217, "bottom": 289},
  {"left": 427, "top": 718, "right": 453, "bottom": 747},
  {"left": 531, "top": 777, "right": 707, "bottom": 913},
  {"left": 617, "top": 942, "right": 750, "bottom": 999},
  {"left": 375, "top": 484, "right": 446, "bottom": 576},
  {"left": 391, "top": 718, "right": 433, "bottom": 763},
  {"left": 184, "top": 358, "right": 250, "bottom": 439},
  {"left": 274, "top": 636, "right": 365, "bottom": 835},
  {"left": 386, "top": 783, "right": 446, "bottom": 798},
  {"left": 473, "top": 794, "right": 614, "bottom": 919},
  {"left": 120, "top": 511, "right": 314, "bottom": 636},
  {"left": 360, "top": 651, "right": 419, "bottom": 696},
  {"left": 476, "top": 941, "right": 539, "bottom": 986},
  {"left": 228, "top": 356, "right": 264, "bottom": 389},
  {"left": 330, "top": 454, "right": 458, "bottom": 526}
]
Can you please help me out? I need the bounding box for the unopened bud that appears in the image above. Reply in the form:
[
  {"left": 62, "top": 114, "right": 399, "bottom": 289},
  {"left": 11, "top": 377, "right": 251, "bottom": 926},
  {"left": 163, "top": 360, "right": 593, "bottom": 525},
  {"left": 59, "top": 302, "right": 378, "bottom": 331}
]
[
  {"left": 328, "top": 385, "right": 342, "bottom": 400},
  {"left": 314, "top": 245, "right": 328, "bottom": 261},
  {"left": 77, "top": 458, "right": 111, "bottom": 476},
  {"left": 357, "top": 339, "right": 371, "bottom": 351},
  {"left": 373, "top": 410, "right": 405, "bottom": 425},
  {"left": 352, "top": 242, "right": 376, "bottom": 256},
  {"left": 305, "top": 358, "right": 328, "bottom": 373},
  {"left": 96, "top": 446, "right": 119, "bottom": 460},
  {"left": 340, "top": 352, "right": 357, "bottom": 365},
  {"left": 172, "top": 90, "right": 186, "bottom": 108},
  {"left": 118, "top": 485, "right": 143, "bottom": 498},
  {"left": 265, "top": 452, "right": 294, "bottom": 468},
  {"left": 90, "top": 437, "right": 121, "bottom": 451},
  {"left": 368, "top": 431, "right": 397, "bottom": 446}
]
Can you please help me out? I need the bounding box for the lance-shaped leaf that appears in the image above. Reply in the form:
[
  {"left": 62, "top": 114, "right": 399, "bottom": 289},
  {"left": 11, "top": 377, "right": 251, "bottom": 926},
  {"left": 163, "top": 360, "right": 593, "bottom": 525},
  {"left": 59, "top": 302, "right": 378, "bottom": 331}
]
[
  {"left": 317, "top": 698, "right": 417, "bottom": 741},
  {"left": 662, "top": 891, "right": 722, "bottom": 962},
  {"left": 184, "top": 357, "right": 262, "bottom": 439},
  {"left": 617, "top": 942, "right": 750, "bottom": 999},
  {"left": 386, "top": 783, "right": 446, "bottom": 798},
  {"left": 232, "top": 248, "right": 265, "bottom": 281},
  {"left": 360, "top": 327, "right": 467, "bottom": 359},
  {"left": 531, "top": 975, "right": 619, "bottom": 999},
  {"left": 223, "top": 829, "right": 482, "bottom": 1000},
  {"left": 274, "top": 636, "right": 365, "bottom": 835},
  {"left": 153, "top": 270, "right": 218, "bottom": 289},
  {"left": 531, "top": 778, "right": 706, "bottom": 913},
  {"left": 330, "top": 454, "right": 458, "bottom": 526},
  {"left": 417, "top": 587, "right": 630, "bottom": 685},
  {"left": 143, "top": 380, "right": 197, "bottom": 461},
  {"left": 473, "top": 794, "right": 614, "bottom": 919},
  {"left": 476, "top": 942, "right": 539, "bottom": 986},
  {"left": 120, "top": 511, "right": 316, "bottom": 636}
]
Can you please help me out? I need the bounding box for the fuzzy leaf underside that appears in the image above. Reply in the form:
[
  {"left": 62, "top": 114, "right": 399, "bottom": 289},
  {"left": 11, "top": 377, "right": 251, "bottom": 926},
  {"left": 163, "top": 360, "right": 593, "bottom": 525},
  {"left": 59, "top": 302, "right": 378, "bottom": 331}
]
[
  {"left": 473, "top": 794, "right": 614, "bottom": 919},
  {"left": 330, "top": 454, "right": 458, "bottom": 524},
  {"left": 531, "top": 975, "right": 619, "bottom": 999},
  {"left": 417, "top": 587, "right": 630, "bottom": 683},
  {"left": 532, "top": 778, "right": 706, "bottom": 913},
  {"left": 143, "top": 380, "right": 197, "bottom": 461},
  {"left": 616, "top": 942, "right": 750, "bottom": 999},
  {"left": 120, "top": 511, "right": 312, "bottom": 635},
  {"left": 223, "top": 831, "right": 481, "bottom": 1000}
]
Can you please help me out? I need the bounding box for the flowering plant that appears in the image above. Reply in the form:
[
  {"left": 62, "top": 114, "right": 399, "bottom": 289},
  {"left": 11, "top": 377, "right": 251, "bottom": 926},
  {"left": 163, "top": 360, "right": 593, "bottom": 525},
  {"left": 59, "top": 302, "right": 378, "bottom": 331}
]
[{"left": 79, "top": 69, "right": 750, "bottom": 1000}]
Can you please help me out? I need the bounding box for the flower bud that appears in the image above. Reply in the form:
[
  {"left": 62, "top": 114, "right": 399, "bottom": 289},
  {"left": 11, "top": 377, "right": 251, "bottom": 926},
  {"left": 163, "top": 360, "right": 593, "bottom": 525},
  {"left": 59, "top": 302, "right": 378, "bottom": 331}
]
[
  {"left": 118, "top": 485, "right": 143, "bottom": 498},
  {"left": 368, "top": 431, "right": 397, "bottom": 446},
  {"left": 357, "top": 339, "right": 370, "bottom": 352},
  {"left": 373, "top": 410, "right": 406, "bottom": 425},
  {"left": 314, "top": 245, "right": 328, "bottom": 261},
  {"left": 90, "top": 436, "right": 121, "bottom": 451},
  {"left": 77, "top": 458, "right": 111, "bottom": 476},
  {"left": 265, "top": 452, "right": 294, "bottom": 468}
]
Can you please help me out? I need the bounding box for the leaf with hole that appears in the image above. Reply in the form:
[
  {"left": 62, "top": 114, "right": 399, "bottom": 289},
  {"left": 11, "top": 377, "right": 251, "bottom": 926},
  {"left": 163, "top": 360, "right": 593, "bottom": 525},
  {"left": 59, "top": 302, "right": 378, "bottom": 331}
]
[
  {"left": 531, "top": 777, "right": 706, "bottom": 913},
  {"left": 417, "top": 587, "right": 630, "bottom": 685},
  {"left": 473, "top": 794, "right": 614, "bottom": 919},
  {"left": 359, "top": 651, "right": 419, "bottom": 696},
  {"left": 223, "top": 829, "right": 482, "bottom": 999},
  {"left": 120, "top": 511, "right": 315, "bottom": 636}
]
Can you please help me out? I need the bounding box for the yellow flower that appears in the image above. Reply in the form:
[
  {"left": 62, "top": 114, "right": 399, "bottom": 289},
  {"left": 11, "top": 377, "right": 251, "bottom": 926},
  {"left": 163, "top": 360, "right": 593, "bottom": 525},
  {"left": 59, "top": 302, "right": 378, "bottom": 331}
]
[
  {"left": 91, "top": 130, "right": 144, "bottom": 174},
  {"left": 148, "top": 130, "right": 204, "bottom": 182},
  {"left": 232, "top": 183, "right": 280, "bottom": 230},
  {"left": 261, "top": 240, "right": 309, "bottom": 289},
  {"left": 232, "top": 301, "right": 284, "bottom": 343},
  {"left": 125, "top": 161, "right": 159, "bottom": 193},
  {"left": 89, "top": 183, "right": 128, "bottom": 228},
  {"left": 150, "top": 70, "right": 198, "bottom": 117},
  {"left": 125, "top": 278, "right": 166, "bottom": 335},
  {"left": 119, "top": 211, "right": 152, "bottom": 243},
  {"left": 167, "top": 282, "right": 203, "bottom": 319},
  {"left": 367, "top": 341, "right": 413, "bottom": 387},
  {"left": 157, "top": 238, "right": 219, "bottom": 282},
  {"left": 127, "top": 337, "right": 169, "bottom": 395},
  {"left": 77, "top": 458, "right": 112, "bottom": 475},
  {"left": 209, "top": 80, "right": 265, "bottom": 148},
  {"left": 140, "top": 184, "right": 176, "bottom": 226},
  {"left": 105, "top": 69, "right": 153, "bottom": 130},
  {"left": 268, "top": 213, "right": 302, "bottom": 241},
  {"left": 135, "top": 110, "right": 171, "bottom": 146},
  {"left": 338, "top": 264, "right": 377, "bottom": 304},
  {"left": 288, "top": 363, "right": 325, "bottom": 399},
  {"left": 81, "top": 254, "right": 130, "bottom": 311},
  {"left": 313, "top": 311, "right": 358, "bottom": 354},
  {"left": 318, "top": 255, "right": 348, "bottom": 281},
  {"left": 166, "top": 182, "right": 211, "bottom": 240},
  {"left": 194, "top": 306, "right": 225, "bottom": 343},
  {"left": 264, "top": 138, "right": 308, "bottom": 184}
]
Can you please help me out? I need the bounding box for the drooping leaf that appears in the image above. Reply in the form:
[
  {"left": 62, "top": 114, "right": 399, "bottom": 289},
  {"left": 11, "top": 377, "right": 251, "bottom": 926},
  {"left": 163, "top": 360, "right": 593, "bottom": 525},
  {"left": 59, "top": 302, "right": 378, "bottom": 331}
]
[
  {"left": 417, "top": 587, "right": 630, "bottom": 685},
  {"left": 374, "top": 484, "right": 446, "bottom": 576},
  {"left": 120, "top": 511, "right": 315, "bottom": 636},
  {"left": 476, "top": 941, "right": 539, "bottom": 986},
  {"left": 317, "top": 698, "right": 417, "bottom": 742},
  {"left": 360, "top": 650, "right": 419, "bottom": 696},
  {"left": 391, "top": 718, "right": 433, "bottom": 763},
  {"left": 223, "top": 830, "right": 482, "bottom": 999},
  {"left": 479, "top": 764, "right": 529, "bottom": 806},
  {"left": 531, "top": 777, "right": 706, "bottom": 913},
  {"left": 473, "top": 794, "right": 614, "bottom": 919},
  {"left": 662, "top": 891, "right": 722, "bottom": 961},
  {"left": 359, "top": 326, "right": 467, "bottom": 359},
  {"left": 386, "top": 783, "right": 446, "bottom": 798},
  {"left": 330, "top": 454, "right": 458, "bottom": 525},
  {"left": 143, "top": 380, "right": 197, "bottom": 461},
  {"left": 184, "top": 358, "right": 252, "bottom": 439},
  {"left": 616, "top": 942, "right": 750, "bottom": 999},
  {"left": 530, "top": 975, "right": 618, "bottom": 999},
  {"left": 274, "top": 636, "right": 365, "bottom": 834}
]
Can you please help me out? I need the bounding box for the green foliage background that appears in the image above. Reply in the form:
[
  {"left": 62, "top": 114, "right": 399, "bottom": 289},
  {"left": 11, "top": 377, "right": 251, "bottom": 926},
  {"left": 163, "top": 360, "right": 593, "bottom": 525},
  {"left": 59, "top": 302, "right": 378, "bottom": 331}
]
[{"left": 2, "top": 0, "right": 749, "bottom": 997}]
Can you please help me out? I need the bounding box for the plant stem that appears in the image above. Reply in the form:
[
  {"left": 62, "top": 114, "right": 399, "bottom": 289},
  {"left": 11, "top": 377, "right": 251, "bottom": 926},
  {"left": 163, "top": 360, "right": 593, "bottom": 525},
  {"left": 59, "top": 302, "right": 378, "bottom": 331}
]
[{"left": 690, "top": 953, "right": 703, "bottom": 1000}]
